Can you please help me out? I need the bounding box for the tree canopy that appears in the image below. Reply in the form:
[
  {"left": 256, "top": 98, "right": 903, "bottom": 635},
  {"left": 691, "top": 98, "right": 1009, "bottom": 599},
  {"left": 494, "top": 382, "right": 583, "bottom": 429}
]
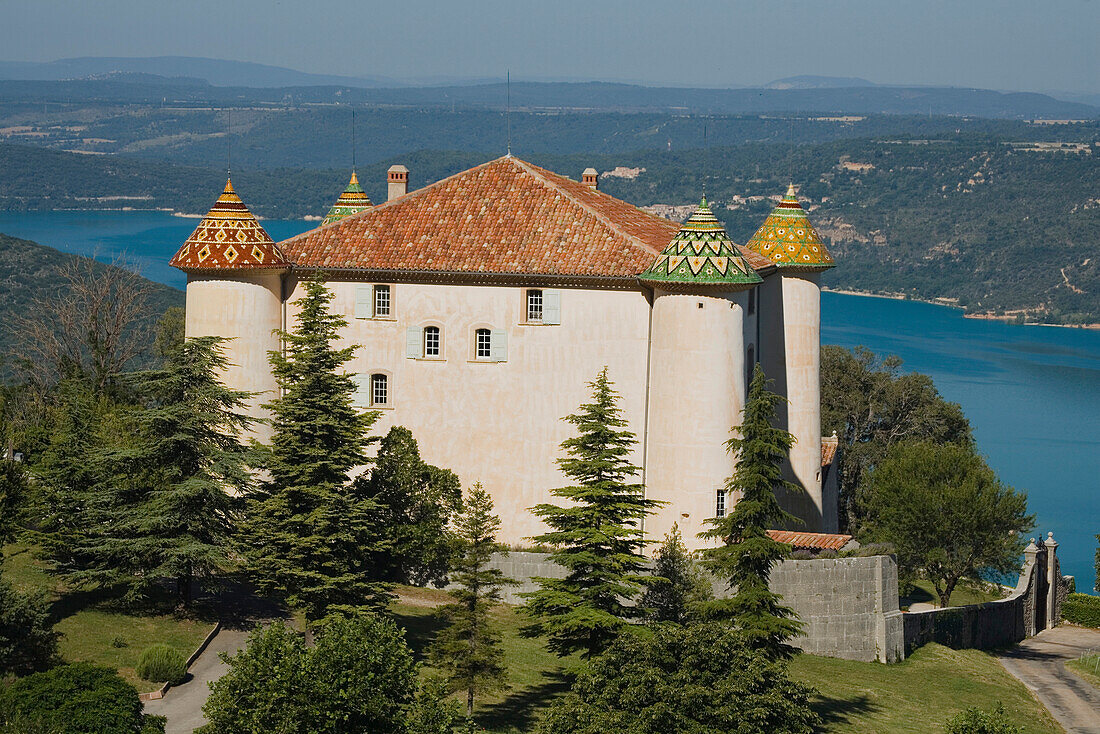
[{"left": 639, "top": 524, "right": 712, "bottom": 625}]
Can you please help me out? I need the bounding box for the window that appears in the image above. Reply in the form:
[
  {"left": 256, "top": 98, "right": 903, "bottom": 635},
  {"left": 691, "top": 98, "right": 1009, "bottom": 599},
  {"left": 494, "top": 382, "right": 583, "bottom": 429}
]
[
  {"left": 475, "top": 328, "right": 492, "bottom": 359},
  {"left": 748, "top": 288, "right": 756, "bottom": 315},
  {"left": 424, "top": 326, "right": 440, "bottom": 357},
  {"left": 747, "top": 345, "right": 755, "bottom": 390},
  {"left": 716, "top": 490, "right": 726, "bottom": 518},
  {"left": 527, "top": 289, "right": 543, "bottom": 322},
  {"left": 374, "top": 285, "right": 391, "bottom": 317},
  {"left": 371, "top": 373, "right": 388, "bottom": 406}
]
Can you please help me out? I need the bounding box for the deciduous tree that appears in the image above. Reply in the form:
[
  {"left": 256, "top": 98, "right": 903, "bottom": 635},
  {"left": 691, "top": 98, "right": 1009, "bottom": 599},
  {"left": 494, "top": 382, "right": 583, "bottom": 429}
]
[
  {"left": 0, "top": 570, "right": 60, "bottom": 677},
  {"left": 523, "top": 368, "right": 660, "bottom": 659},
  {"left": 862, "top": 441, "right": 1033, "bottom": 607},
  {"left": 700, "top": 365, "right": 803, "bottom": 660}
]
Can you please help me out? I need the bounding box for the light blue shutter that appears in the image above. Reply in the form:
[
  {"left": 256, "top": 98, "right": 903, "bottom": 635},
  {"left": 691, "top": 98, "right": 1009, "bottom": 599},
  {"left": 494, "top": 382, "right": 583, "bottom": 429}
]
[
  {"left": 405, "top": 326, "right": 421, "bottom": 358},
  {"left": 355, "top": 285, "right": 373, "bottom": 319},
  {"left": 491, "top": 329, "right": 508, "bottom": 362},
  {"left": 543, "top": 290, "right": 561, "bottom": 325},
  {"left": 352, "top": 374, "right": 370, "bottom": 406}
]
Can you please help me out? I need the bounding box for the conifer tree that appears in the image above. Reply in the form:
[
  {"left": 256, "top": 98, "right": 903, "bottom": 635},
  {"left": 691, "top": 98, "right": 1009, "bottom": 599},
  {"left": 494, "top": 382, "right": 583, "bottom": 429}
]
[
  {"left": 640, "top": 524, "right": 713, "bottom": 625},
  {"left": 243, "top": 275, "right": 387, "bottom": 621},
  {"left": 700, "top": 365, "right": 803, "bottom": 660},
  {"left": 107, "top": 335, "right": 254, "bottom": 607},
  {"left": 523, "top": 367, "right": 660, "bottom": 659},
  {"left": 429, "top": 483, "right": 514, "bottom": 719}
]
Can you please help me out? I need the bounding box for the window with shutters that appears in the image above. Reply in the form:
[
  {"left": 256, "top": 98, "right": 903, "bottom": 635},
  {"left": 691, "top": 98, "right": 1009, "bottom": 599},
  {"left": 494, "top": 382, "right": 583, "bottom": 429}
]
[
  {"left": 423, "top": 326, "right": 440, "bottom": 357},
  {"left": 373, "top": 285, "right": 391, "bottom": 317},
  {"left": 523, "top": 288, "right": 561, "bottom": 325},
  {"left": 371, "top": 373, "right": 388, "bottom": 406},
  {"left": 715, "top": 489, "right": 726, "bottom": 518},
  {"left": 475, "top": 328, "right": 492, "bottom": 359},
  {"left": 526, "top": 289, "right": 543, "bottom": 322}
]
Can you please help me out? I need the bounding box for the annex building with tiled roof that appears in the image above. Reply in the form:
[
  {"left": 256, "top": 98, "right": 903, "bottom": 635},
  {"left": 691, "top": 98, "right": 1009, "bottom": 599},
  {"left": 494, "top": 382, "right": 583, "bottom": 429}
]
[{"left": 173, "top": 155, "right": 839, "bottom": 546}]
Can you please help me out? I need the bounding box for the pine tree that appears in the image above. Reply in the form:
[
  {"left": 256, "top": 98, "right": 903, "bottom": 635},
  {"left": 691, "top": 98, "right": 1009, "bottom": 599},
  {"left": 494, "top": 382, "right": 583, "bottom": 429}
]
[
  {"left": 522, "top": 367, "right": 660, "bottom": 659},
  {"left": 640, "top": 524, "right": 713, "bottom": 625},
  {"left": 700, "top": 365, "right": 803, "bottom": 660},
  {"left": 429, "top": 483, "right": 514, "bottom": 719},
  {"left": 243, "top": 275, "right": 388, "bottom": 621},
  {"left": 106, "top": 336, "right": 254, "bottom": 607}
]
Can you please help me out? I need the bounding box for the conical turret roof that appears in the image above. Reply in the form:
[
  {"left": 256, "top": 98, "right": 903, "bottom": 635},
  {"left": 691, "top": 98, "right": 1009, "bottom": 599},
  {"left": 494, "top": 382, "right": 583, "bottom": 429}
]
[
  {"left": 170, "top": 179, "right": 289, "bottom": 271},
  {"left": 639, "top": 196, "right": 762, "bottom": 290},
  {"left": 321, "top": 171, "right": 373, "bottom": 226},
  {"left": 745, "top": 184, "right": 834, "bottom": 270}
]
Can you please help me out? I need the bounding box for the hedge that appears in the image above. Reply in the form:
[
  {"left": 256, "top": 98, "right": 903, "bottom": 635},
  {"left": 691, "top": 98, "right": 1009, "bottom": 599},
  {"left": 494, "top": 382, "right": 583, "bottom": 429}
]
[{"left": 1063, "top": 593, "right": 1100, "bottom": 628}]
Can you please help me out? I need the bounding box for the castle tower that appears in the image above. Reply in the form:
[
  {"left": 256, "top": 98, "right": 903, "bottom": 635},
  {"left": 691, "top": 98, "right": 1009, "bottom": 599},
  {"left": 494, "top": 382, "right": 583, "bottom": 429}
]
[
  {"left": 169, "top": 179, "right": 289, "bottom": 443},
  {"left": 745, "top": 184, "right": 836, "bottom": 531},
  {"left": 321, "top": 171, "right": 373, "bottom": 226},
  {"left": 640, "top": 197, "right": 763, "bottom": 548}
]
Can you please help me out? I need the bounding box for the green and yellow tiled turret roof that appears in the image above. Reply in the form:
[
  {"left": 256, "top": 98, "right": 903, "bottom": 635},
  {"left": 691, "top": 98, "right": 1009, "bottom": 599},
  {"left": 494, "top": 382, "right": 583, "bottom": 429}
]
[
  {"left": 639, "top": 196, "right": 762, "bottom": 290},
  {"left": 322, "top": 172, "right": 373, "bottom": 226},
  {"left": 745, "top": 184, "right": 834, "bottom": 270}
]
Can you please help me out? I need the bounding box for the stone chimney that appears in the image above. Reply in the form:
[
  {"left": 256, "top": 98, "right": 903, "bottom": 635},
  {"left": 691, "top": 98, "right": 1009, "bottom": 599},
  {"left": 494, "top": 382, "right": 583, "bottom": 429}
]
[
  {"left": 582, "top": 167, "right": 598, "bottom": 190},
  {"left": 387, "top": 165, "right": 409, "bottom": 201}
]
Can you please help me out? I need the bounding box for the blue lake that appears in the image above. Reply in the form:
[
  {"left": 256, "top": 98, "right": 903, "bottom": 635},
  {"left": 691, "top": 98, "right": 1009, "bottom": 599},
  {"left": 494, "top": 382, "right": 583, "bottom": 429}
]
[{"left": 1, "top": 209, "right": 1097, "bottom": 592}]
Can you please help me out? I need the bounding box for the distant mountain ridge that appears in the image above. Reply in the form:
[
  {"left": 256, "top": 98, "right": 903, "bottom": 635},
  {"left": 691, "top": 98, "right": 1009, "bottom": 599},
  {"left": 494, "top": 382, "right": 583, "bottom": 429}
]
[{"left": 765, "top": 75, "right": 876, "bottom": 89}]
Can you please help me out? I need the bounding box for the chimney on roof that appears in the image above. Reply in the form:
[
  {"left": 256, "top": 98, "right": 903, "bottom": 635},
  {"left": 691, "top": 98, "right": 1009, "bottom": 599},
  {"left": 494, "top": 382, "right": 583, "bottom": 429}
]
[
  {"left": 388, "top": 165, "right": 409, "bottom": 201},
  {"left": 582, "top": 167, "right": 598, "bottom": 190}
]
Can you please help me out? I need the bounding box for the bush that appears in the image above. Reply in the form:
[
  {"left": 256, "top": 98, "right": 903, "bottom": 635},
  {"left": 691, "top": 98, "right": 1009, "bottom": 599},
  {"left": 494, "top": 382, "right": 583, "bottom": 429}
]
[
  {"left": 0, "top": 662, "right": 166, "bottom": 734},
  {"left": 1063, "top": 593, "right": 1100, "bottom": 628},
  {"left": 944, "top": 703, "right": 1021, "bottom": 733},
  {"left": 0, "top": 571, "right": 60, "bottom": 676},
  {"left": 135, "top": 644, "right": 187, "bottom": 685}
]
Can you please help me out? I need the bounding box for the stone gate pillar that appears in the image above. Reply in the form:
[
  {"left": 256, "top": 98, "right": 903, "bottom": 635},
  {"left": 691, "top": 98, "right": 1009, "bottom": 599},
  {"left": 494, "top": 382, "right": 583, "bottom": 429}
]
[{"left": 1045, "top": 531, "right": 1059, "bottom": 630}]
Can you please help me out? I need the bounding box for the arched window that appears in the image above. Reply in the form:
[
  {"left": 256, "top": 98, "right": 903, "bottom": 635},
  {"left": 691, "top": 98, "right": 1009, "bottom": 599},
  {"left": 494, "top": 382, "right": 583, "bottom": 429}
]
[
  {"left": 423, "top": 326, "right": 440, "bottom": 357},
  {"left": 475, "top": 328, "right": 492, "bottom": 359},
  {"left": 370, "top": 373, "right": 388, "bottom": 406}
]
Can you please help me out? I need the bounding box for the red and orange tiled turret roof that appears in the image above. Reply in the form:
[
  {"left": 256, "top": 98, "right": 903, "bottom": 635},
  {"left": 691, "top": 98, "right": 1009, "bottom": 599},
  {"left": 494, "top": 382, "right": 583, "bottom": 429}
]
[
  {"left": 170, "top": 179, "right": 289, "bottom": 272},
  {"left": 745, "top": 184, "right": 835, "bottom": 271}
]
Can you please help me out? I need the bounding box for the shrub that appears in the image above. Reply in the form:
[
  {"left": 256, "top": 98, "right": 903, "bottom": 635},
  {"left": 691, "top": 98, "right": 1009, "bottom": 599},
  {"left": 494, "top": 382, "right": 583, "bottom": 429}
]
[
  {"left": 0, "top": 571, "right": 60, "bottom": 676},
  {"left": 0, "top": 662, "right": 166, "bottom": 734},
  {"left": 943, "top": 703, "right": 1021, "bottom": 733},
  {"left": 1063, "top": 593, "right": 1100, "bottom": 628},
  {"left": 135, "top": 644, "right": 187, "bottom": 685}
]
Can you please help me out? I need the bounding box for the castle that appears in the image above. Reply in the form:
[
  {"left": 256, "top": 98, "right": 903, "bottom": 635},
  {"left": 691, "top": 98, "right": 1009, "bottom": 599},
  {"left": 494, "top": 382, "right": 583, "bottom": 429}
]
[{"left": 169, "top": 156, "right": 838, "bottom": 549}]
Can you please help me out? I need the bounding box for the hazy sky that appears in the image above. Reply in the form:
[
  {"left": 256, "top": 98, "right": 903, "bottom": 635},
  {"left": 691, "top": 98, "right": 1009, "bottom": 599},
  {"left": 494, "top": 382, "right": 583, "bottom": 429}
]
[{"left": 2, "top": 0, "right": 1098, "bottom": 92}]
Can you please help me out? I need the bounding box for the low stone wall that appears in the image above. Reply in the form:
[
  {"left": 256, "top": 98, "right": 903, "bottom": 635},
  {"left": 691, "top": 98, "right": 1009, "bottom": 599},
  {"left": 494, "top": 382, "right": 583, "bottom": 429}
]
[{"left": 484, "top": 551, "right": 904, "bottom": 663}]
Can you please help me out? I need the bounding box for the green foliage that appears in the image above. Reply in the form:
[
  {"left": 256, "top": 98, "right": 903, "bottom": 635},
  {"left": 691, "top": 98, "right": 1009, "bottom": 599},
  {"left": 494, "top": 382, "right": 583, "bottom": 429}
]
[
  {"left": 536, "top": 623, "right": 819, "bottom": 734},
  {"left": 700, "top": 366, "right": 803, "bottom": 660},
  {"left": 134, "top": 644, "right": 186, "bottom": 686},
  {"left": 405, "top": 677, "right": 462, "bottom": 734},
  {"left": 1062, "top": 593, "right": 1100, "bottom": 628},
  {"left": 105, "top": 336, "right": 253, "bottom": 606},
  {"left": 821, "top": 346, "right": 973, "bottom": 533},
  {"left": 243, "top": 275, "right": 388, "bottom": 621},
  {"left": 429, "top": 483, "right": 515, "bottom": 718},
  {"left": 0, "top": 662, "right": 165, "bottom": 734},
  {"left": 0, "top": 568, "right": 60, "bottom": 676},
  {"left": 640, "top": 524, "right": 713, "bottom": 625},
  {"left": 201, "top": 615, "right": 425, "bottom": 734},
  {"left": 152, "top": 307, "right": 185, "bottom": 364},
  {"left": 943, "top": 703, "right": 1022, "bottom": 734},
  {"left": 523, "top": 367, "right": 660, "bottom": 659},
  {"left": 0, "top": 459, "right": 27, "bottom": 546},
  {"left": 361, "top": 426, "right": 462, "bottom": 586},
  {"left": 862, "top": 441, "right": 1033, "bottom": 607}
]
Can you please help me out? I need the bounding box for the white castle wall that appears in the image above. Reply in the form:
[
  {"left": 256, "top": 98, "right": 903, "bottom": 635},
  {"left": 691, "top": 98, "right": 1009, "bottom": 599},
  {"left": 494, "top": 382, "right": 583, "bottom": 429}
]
[
  {"left": 283, "top": 278, "right": 652, "bottom": 546},
  {"left": 644, "top": 289, "right": 748, "bottom": 548},
  {"left": 185, "top": 272, "right": 283, "bottom": 444}
]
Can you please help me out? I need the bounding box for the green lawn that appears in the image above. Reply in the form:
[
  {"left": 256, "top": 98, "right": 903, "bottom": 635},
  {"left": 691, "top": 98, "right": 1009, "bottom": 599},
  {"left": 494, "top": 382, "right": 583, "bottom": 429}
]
[
  {"left": 2, "top": 544, "right": 213, "bottom": 691},
  {"left": 1067, "top": 652, "right": 1100, "bottom": 691},
  {"left": 900, "top": 578, "right": 1007, "bottom": 609}
]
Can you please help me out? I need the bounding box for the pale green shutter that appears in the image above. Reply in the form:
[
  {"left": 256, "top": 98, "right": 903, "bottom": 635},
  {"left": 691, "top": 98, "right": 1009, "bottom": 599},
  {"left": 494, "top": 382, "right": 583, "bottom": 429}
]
[
  {"left": 491, "top": 329, "right": 507, "bottom": 362},
  {"left": 352, "top": 374, "right": 370, "bottom": 406},
  {"left": 355, "top": 285, "right": 373, "bottom": 319},
  {"left": 543, "top": 290, "right": 561, "bottom": 324},
  {"left": 406, "top": 326, "right": 421, "bottom": 358}
]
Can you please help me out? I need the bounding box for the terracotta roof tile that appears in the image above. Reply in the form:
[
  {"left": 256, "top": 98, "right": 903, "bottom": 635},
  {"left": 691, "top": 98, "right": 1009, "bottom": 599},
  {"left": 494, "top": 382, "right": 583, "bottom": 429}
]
[
  {"left": 767, "top": 530, "right": 854, "bottom": 551},
  {"left": 279, "top": 156, "right": 773, "bottom": 280},
  {"left": 170, "top": 179, "right": 289, "bottom": 272},
  {"left": 822, "top": 433, "right": 840, "bottom": 467}
]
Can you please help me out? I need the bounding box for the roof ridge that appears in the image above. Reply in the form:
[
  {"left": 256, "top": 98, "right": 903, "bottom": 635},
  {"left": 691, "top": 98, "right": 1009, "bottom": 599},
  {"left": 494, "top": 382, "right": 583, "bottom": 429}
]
[{"left": 508, "top": 158, "right": 665, "bottom": 256}]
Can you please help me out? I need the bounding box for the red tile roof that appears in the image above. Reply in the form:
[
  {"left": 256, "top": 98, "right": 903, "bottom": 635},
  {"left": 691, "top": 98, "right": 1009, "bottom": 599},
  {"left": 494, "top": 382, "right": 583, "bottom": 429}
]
[
  {"left": 822, "top": 434, "right": 840, "bottom": 467},
  {"left": 279, "top": 156, "right": 773, "bottom": 280},
  {"left": 767, "top": 530, "right": 854, "bottom": 551}
]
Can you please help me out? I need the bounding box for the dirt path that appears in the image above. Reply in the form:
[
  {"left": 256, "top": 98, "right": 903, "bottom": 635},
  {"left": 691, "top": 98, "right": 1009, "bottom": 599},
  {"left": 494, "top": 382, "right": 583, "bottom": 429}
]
[{"left": 999, "top": 626, "right": 1100, "bottom": 733}]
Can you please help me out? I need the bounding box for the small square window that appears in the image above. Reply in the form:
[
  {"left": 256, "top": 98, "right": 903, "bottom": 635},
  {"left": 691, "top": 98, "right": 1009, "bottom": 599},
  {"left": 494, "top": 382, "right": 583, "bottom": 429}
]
[
  {"left": 715, "top": 490, "right": 726, "bottom": 518},
  {"left": 371, "top": 373, "right": 388, "bottom": 406},
  {"left": 527, "top": 289, "right": 543, "bottom": 322},
  {"left": 475, "top": 328, "right": 492, "bottom": 359},
  {"left": 374, "top": 285, "right": 391, "bottom": 317},
  {"left": 424, "top": 326, "right": 440, "bottom": 357}
]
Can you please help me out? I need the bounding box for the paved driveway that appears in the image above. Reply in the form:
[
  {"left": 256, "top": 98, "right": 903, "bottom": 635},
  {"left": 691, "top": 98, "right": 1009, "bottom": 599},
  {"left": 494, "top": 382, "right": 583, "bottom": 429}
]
[{"left": 999, "top": 626, "right": 1100, "bottom": 734}]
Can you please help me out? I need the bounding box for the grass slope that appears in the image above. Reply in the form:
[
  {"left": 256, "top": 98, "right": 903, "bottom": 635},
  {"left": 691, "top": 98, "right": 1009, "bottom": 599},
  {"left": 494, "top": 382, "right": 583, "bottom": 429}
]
[
  {"left": 2, "top": 544, "right": 212, "bottom": 690},
  {"left": 1066, "top": 652, "right": 1100, "bottom": 691}
]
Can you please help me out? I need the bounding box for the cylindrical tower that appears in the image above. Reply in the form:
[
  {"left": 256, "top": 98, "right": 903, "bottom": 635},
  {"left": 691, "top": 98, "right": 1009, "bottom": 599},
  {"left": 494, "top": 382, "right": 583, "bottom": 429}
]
[
  {"left": 640, "top": 198, "right": 763, "bottom": 550},
  {"left": 169, "top": 179, "right": 289, "bottom": 443},
  {"left": 745, "top": 185, "right": 837, "bottom": 532}
]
